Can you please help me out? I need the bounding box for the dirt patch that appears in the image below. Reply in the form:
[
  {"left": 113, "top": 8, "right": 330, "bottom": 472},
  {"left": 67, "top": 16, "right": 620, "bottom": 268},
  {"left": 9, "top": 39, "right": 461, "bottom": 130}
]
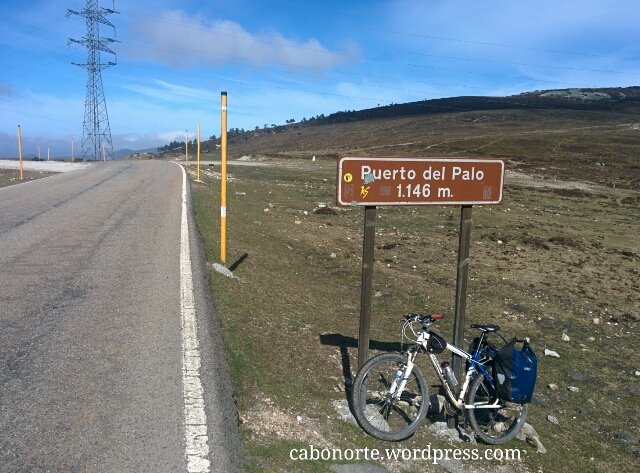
[
  {"left": 240, "top": 395, "right": 333, "bottom": 448},
  {"left": 314, "top": 207, "right": 338, "bottom": 215},
  {"left": 505, "top": 170, "right": 596, "bottom": 191}
]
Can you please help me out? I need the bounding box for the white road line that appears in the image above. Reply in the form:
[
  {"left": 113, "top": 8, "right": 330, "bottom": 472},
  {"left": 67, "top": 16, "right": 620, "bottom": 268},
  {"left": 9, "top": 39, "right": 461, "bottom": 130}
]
[{"left": 179, "top": 164, "right": 211, "bottom": 473}]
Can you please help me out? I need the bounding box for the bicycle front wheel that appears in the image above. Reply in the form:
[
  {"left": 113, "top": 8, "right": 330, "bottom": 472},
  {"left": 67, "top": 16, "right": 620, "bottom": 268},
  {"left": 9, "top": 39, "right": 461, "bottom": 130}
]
[
  {"left": 351, "top": 352, "right": 429, "bottom": 441},
  {"left": 466, "top": 373, "right": 527, "bottom": 445}
]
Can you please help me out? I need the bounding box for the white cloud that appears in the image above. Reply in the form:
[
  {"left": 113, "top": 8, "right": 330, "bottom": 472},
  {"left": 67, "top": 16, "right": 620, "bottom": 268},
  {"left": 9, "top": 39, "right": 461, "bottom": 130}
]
[
  {"left": 121, "top": 10, "right": 359, "bottom": 72},
  {"left": 118, "top": 79, "right": 219, "bottom": 104},
  {"left": 0, "top": 85, "right": 15, "bottom": 97}
]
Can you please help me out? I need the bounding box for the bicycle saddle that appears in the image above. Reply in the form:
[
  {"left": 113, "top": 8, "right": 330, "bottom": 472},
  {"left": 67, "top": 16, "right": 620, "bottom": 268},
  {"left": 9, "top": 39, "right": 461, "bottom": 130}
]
[{"left": 470, "top": 323, "right": 500, "bottom": 332}]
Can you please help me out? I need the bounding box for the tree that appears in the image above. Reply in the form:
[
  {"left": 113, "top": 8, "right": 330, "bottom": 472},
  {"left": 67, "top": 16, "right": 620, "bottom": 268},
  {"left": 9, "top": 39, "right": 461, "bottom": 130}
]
[{"left": 209, "top": 134, "right": 216, "bottom": 140}]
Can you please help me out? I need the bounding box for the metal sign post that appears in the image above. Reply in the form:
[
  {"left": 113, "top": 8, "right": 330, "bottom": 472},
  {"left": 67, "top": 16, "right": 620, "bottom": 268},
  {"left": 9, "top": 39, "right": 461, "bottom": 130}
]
[
  {"left": 449, "top": 205, "right": 473, "bottom": 428},
  {"left": 358, "top": 206, "right": 376, "bottom": 369}
]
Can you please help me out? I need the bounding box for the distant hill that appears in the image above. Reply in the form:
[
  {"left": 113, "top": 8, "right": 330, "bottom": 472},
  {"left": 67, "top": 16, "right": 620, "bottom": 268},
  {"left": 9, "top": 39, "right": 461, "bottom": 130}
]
[
  {"left": 201, "top": 86, "right": 640, "bottom": 190},
  {"left": 114, "top": 148, "right": 158, "bottom": 159}
]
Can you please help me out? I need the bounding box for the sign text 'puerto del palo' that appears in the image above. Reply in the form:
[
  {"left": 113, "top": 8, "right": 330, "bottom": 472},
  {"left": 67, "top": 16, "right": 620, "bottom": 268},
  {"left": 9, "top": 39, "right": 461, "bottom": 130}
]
[{"left": 337, "top": 156, "right": 505, "bottom": 206}]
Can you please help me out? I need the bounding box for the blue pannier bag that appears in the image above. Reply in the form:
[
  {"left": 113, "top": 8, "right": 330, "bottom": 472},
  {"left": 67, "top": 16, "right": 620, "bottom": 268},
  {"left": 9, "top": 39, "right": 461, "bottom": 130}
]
[{"left": 493, "top": 338, "right": 537, "bottom": 404}]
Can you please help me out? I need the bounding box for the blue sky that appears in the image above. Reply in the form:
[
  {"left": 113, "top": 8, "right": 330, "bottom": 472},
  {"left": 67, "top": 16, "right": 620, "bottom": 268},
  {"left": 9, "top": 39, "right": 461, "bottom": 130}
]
[{"left": 1, "top": 0, "right": 639, "bottom": 157}]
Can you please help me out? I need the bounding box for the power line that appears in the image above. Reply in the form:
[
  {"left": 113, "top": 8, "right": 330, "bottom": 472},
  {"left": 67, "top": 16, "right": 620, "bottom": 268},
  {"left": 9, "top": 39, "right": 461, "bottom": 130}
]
[
  {"left": 119, "top": 8, "right": 640, "bottom": 63},
  {"left": 0, "top": 15, "right": 72, "bottom": 50},
  {"left": 123, "top": 40, "right": 529, "bottom": 96},
  {"left": 0, "top": 0, "right": 46, "bottom": 24},
  {"left": 2, "top": 25, "right": 80, "bottom": 62},
  {"left": 117, "top": 12, "right": 640, "bottom": 86},
  {"left": 0, "top": 73, "right": 84, "bottom": 106},
  {"left": 2, "top": 50, "right": 77, "bottom": 82},
  {"left": 122, "top": 38, "right": 605, "bottom": 91},
  {"left": 0, "top": 44, "right": 74, "bottom": 76},
  {"left": 117, "top": 62, "right": 640, "bottom": 119}
]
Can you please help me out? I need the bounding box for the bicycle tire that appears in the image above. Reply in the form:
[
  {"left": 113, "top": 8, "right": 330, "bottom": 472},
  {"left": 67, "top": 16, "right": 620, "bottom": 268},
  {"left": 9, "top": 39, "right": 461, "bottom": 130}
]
[
  {"left": 351, "top": 352, "right": 429, "bottom": 441},
  {"left": 466, "top": 373, "right": 527, "bottom": 445}
]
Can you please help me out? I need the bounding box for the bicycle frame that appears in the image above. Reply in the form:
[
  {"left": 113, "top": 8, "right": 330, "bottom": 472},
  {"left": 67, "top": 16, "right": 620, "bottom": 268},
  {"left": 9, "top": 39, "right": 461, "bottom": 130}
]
[{"left": 396, "top": 328, "right": 498, "bottom": 411}]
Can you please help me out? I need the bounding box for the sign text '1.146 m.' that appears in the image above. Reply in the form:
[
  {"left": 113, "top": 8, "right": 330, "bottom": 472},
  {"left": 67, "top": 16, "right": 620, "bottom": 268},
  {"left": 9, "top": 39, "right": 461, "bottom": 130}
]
[{"left": 336, "top": 156, "right": 505, "bottom": 207}]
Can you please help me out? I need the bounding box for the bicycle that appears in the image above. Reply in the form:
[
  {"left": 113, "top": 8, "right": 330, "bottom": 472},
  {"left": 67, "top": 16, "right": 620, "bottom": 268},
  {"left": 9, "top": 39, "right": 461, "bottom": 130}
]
[{"left": 351, "top": 312, "right": 528, "bottom": 444}]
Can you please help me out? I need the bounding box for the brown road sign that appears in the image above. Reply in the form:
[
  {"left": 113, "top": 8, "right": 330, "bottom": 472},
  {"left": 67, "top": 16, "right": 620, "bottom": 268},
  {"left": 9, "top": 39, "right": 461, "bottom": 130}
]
[{"left": 337, "top": 156, "right": 505, "bottom": 206}]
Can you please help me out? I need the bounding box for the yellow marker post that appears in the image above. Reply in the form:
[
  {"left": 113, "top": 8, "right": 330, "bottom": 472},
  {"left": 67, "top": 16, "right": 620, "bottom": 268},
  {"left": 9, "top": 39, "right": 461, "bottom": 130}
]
[
  {"left": 197, "top": 124, "right": 201, "bottom": 181},
  {"left": 47, "top": 148, "right": 50, "bottom": 161},
  {"left": 38, "top": 145, "right": 40, "bottom": 161},
  {"left": 102, "top": 144, "right": 105, "bottom": 162},
  {"left": 221, "top": 92, "right": 227, "bottom": 266},
  {"left": 17, "top": 125, "right": 23, "bottom": 180},
  {"left": 185, "top": 130, "right": 189, "bottom": 165},
  {"left": 71, "top": 140, "right": 74, "bottom": 163}
]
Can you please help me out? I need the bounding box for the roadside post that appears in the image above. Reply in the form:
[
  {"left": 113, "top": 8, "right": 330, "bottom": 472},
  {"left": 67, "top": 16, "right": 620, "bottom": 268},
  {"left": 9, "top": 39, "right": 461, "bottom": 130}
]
[
  {"left": 17, "top": 125, "right": 23, "bottom": 180},
  {"left": 220, "top": 92, "right": 228, "bottom": 266},
  {"left": 102, "top": 144, "right": 105, "bottom": 162},
  {"left": 336, "top": 156, "right": 505, "bottom": 388},
  {"left": 71, "top": 140, "right": 74, "bottom": 163},
  {"left": 38, "top": 145, "right": 41, "bottom": 161},
  {"left": 197, "top": 124, "right": 201, "bottom": 181},
  {"left": 185, "top": 130, "right": 189, "bottom": 165}
]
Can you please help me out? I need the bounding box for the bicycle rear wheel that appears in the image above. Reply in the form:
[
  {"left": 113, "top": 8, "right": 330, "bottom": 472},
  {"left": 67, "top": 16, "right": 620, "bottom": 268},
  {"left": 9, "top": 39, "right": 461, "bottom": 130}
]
[
  {"left": 351, "top": 352, "right": 429, "bottom": 441},
  {"left": 466, "top": 373, "right": 527, "bottom": 444}
]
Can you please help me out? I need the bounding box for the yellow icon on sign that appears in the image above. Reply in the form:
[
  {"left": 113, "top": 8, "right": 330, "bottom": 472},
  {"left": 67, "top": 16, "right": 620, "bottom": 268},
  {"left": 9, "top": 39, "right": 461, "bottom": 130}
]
[
  {"left": 344, "top": 173, "right": 353, "bottom": 183},
  {"left": 360, "top": 186, "right": 370, "bottom": 198}
]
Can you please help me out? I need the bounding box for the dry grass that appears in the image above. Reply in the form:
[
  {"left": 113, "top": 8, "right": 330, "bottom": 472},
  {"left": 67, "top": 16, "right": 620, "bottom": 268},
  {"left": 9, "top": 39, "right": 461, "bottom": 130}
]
[
  {"left": 0, "top": 168, "right": 56, "bottom": 189},
  {"left": 190, "top": 157, "right": 639, "bottom": 472},
  {"left": 203, "top": 98, "right": 640, "bottom": 191}
]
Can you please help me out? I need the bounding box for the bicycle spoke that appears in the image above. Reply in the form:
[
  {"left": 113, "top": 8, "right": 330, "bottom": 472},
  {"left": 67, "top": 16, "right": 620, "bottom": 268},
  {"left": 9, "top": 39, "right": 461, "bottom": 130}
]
[
  {"left": 466, "top": 374, "right": 527, "bottom": 444},
  {"left": 352, "top": 353, "right": 429, "bottom": 441}
]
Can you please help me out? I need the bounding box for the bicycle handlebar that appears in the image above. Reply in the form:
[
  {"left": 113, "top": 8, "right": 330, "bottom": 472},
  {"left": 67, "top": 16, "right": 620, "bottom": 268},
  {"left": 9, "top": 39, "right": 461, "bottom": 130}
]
[{"left": 401, "top": 312, "right": 444, "bottom": 323}]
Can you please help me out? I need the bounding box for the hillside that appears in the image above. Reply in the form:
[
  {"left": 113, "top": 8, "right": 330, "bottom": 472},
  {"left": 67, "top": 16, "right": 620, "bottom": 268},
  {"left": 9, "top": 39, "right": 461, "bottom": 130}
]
[{"left": 202, "top": 87, "right": 640, "bottom": 190}]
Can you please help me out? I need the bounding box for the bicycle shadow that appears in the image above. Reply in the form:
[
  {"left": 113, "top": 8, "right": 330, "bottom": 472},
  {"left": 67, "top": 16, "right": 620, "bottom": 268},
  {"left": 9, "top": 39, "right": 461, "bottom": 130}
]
[{"left": 319, "top": 333, "right": 404, "bottom": 411}]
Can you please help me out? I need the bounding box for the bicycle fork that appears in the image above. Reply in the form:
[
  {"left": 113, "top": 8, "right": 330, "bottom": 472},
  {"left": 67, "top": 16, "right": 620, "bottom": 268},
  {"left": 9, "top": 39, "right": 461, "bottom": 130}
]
[{"left": 389, "top": 348, "right": 419, "bottom": 399}]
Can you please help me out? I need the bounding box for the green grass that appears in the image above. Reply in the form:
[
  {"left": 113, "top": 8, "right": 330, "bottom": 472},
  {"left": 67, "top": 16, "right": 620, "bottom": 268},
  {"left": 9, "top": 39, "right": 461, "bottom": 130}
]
[{"left": 190, "top": 160, "right": 639, "bottom": 472}]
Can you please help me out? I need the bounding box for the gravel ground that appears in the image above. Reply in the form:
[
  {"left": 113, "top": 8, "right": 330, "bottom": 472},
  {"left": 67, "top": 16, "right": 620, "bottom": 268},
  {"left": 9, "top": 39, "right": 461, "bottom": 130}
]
[{"left": 0, "top": 159, "right": 91, "bottom": 173}]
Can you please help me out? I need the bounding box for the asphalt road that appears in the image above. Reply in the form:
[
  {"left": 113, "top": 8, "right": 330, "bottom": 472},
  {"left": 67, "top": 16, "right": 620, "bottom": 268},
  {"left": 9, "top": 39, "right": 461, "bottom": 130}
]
[{"left": 0, "top": 161, "right": 242, "bottom": 472}]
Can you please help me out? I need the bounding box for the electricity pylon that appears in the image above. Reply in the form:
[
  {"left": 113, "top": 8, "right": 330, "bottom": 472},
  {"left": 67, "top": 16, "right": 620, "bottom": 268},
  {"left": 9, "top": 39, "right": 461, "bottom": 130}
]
[{"left": 68, "top": 1, "right": 119, "bottom": 161}]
